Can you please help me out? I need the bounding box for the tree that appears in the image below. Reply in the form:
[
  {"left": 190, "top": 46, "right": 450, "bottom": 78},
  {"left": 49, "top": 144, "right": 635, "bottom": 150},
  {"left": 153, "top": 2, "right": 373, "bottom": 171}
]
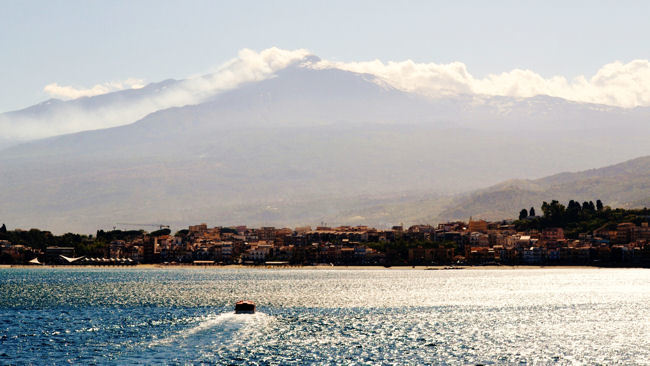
[
  {"left": 567, "top": 200, "right": 582, "bottom": 220},
  {"left": 0, "top": 224, "right": 6, "bottom": 233},
  {"left": 596, "top": 200, "right": 604, "bottom": 211},
  {"left": 542, "top": 200, "right": 566, "bottom": 225},
  {"left": 529, "top": 207, "right": 536, "bottom": 217},
  {"left": 220, "top": 227, "right": 238, "bottom": 234},
  {"left": 175, "top": 229, "right": 189, "bottom": 237},
  {"left": 519, "top": 209, "right": 528, "bottom": 220},
  {"left": 150, "top": 228, "right": 171, "bottom": 237}
]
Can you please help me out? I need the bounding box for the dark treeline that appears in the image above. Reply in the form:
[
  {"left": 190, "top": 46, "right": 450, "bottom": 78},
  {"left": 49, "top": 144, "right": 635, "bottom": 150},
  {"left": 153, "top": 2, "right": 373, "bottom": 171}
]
[
  {"left": 515, "top": 199, "right": 650, "bottom": 238},
  {"left": 0, "top": 228, "right": 155, "bottom": 257}
]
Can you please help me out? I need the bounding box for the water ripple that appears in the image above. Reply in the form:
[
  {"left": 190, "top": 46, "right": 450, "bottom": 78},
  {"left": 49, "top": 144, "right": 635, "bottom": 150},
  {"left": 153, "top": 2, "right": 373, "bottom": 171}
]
[{"left": 1, "top": 268, "right": 650, "bottom": 364}]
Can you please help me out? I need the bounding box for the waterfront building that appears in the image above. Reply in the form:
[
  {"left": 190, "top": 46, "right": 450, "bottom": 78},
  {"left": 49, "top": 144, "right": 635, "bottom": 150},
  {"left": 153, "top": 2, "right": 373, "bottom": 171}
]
[{"left": 44, "top": 246, "right": 75, "bottom": 264}]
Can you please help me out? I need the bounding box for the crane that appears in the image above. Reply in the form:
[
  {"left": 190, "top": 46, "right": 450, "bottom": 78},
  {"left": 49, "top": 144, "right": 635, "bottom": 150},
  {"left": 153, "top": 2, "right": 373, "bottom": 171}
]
[{"left": 116, "top": 223, "right": 170, "bottom": 230}]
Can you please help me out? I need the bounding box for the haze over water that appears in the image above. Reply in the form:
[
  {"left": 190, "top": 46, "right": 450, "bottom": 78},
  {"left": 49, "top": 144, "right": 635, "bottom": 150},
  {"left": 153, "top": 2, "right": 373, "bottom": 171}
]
[{"left": 1, "top": 267, "right": 649, "bottom": 364}]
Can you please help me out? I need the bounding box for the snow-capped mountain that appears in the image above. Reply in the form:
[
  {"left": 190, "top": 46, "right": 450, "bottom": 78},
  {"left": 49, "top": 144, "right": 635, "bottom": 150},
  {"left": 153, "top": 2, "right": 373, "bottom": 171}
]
[{"left": 1, "top": 54, "right": 649, "bottom": 232}]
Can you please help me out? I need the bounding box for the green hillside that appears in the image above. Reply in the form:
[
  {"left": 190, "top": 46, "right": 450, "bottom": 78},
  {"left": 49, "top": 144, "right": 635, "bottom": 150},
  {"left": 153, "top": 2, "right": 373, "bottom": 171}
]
[{"left": 437, "top": 156, "right": 650, "bottom": 221}]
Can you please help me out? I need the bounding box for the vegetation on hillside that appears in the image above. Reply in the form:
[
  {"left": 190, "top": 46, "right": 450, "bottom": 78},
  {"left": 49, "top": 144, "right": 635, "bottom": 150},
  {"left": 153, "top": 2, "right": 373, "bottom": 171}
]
[
  {"left": 0, "top": 229, "right": 102, "bottom": 256},
  {"left": 514, "top": 200, "right": 650, "bottom": 238},
  {"left": 0, "top": 228, "right": 154, "bottom": 257}
]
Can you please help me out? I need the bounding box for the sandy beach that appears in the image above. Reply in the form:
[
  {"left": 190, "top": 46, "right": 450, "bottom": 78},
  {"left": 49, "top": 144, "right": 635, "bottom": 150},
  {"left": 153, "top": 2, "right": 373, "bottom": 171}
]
[{"left": 1, "top": 264, "right": 608, "bottom": 270}]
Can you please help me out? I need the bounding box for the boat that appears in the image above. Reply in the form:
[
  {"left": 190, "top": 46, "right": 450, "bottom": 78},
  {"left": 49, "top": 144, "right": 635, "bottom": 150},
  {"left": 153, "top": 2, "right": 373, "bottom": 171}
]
[{"left": 234, "top": 300, "right": 256, "bottom": 314}]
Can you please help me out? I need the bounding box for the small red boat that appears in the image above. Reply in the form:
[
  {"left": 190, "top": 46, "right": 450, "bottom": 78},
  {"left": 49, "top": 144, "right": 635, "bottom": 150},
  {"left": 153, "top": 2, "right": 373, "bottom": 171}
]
[{"left": 234, "top": 300, "right": 256, "bottom": 314}]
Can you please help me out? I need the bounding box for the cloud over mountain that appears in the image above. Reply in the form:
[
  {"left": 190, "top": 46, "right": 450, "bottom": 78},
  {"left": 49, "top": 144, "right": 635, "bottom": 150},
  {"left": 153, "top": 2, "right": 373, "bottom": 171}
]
[
  {"left": 1, "top": 60, "right": 650, "bottom": 232},
  {"left": 314, "top": 58, "right": 650, "bottom": 108},
  {"left": 32, "top": 50, "right": 650, "bottom": 110},
  {"left": 43, "top": 78, "right": 146, "bottom": 99},
  {"left": 2, "top": 47, "right": 649, "bottom": 146},
  {"left": 0, "top": 48, "right": 309, "bottom": 142}
]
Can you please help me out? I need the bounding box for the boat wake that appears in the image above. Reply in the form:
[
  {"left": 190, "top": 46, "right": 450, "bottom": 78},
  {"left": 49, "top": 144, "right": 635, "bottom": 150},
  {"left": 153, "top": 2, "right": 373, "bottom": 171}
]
[{"left": 149, "top": 311, "right": 273, "bottom": 349}]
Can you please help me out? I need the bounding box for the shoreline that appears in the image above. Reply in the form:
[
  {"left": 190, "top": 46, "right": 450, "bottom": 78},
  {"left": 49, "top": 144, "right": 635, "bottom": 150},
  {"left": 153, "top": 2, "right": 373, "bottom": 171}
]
[{"left": 0, "top": 264, "right": 635, "bottom": 270}]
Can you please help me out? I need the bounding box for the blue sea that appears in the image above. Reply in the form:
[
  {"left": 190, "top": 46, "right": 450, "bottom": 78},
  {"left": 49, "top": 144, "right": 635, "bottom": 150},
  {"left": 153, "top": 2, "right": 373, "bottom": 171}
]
[{"left": 1, "top": 267, "right": 650, "bottom": 364}]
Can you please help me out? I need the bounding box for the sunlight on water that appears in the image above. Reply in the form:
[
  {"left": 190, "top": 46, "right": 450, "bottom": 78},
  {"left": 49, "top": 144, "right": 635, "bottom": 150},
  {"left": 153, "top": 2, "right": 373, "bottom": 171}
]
[
  {"left": 145, "top": 311, "right": 274, "bottom": 362},
  {"left": 149, "top": 311, "right": 273, "bottom": 345},
  {"left": 1, "top": 267, "right": 650, "bottom": 364}
]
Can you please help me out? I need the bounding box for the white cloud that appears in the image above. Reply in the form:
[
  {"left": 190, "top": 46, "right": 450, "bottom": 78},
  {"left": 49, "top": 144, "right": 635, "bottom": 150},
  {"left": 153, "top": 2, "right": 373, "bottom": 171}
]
[
  {"left": 2, "top": 47, "right": 310, "bottom": 141},
  {"left": 313, "top": 58, "right": 650, "bottom": 108},
  {"left": 156, "top": 47, "right": 311, "bottom": 106},
  {"left": 43, "top": 78, "right": 146, "bottom": 99},
  {"left": 2, "top": 47, "right": 650, "bottom": 144}
]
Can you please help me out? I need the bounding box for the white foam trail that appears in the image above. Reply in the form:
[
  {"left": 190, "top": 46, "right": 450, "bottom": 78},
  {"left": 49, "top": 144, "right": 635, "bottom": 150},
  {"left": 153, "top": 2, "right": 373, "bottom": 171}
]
[{"left": 149, "top": 312, "right": 272, "bottom": 348}]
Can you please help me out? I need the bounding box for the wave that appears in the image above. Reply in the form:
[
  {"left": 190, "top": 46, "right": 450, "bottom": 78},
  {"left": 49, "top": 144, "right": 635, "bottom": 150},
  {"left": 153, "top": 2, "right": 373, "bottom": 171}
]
[{"left": 149, "top": 311, "right": 272, "bottom": 348}]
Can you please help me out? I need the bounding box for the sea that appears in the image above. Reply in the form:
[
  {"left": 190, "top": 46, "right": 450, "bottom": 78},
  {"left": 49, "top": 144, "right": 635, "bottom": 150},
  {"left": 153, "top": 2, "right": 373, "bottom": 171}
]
[{"left": 1, "top": 267, "right": 649, "bottom": 365}]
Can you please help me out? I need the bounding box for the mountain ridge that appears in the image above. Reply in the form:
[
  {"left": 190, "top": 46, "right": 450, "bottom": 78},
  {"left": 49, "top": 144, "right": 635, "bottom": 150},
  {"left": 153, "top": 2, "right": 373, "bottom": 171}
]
[
  {"left": 1, "top": 64, "right": 649, "bottom": 233},
  {"left": 438, "top": 155, "right": 650, "bottom": 221}
]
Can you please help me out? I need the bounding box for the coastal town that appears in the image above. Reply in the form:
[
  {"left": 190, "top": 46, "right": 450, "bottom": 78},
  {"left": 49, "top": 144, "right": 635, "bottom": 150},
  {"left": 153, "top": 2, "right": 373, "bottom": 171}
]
[{"left": 2, "top": 201, "right": 650, "bottom": 267}]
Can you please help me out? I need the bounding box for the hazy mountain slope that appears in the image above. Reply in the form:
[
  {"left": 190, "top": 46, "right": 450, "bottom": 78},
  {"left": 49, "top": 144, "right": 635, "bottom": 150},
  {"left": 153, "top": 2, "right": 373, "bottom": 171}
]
[
  {"left": 438, "top": 156, "right": 650, "bottom": 221},
  {"left": 0, "top": 49, "right": 313, "bottom": 146},
  {"left": 0, "top": 79, "right": 182, "bottom": 145},
  {"left": 1, "top": 64, "right": 650, "bottom": 233}
]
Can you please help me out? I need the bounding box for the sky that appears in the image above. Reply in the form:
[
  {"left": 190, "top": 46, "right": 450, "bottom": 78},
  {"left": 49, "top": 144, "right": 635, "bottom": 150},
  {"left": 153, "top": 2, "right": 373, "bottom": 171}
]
[{"left": 1, "top": 0, "right": 650, "bottom": 113}]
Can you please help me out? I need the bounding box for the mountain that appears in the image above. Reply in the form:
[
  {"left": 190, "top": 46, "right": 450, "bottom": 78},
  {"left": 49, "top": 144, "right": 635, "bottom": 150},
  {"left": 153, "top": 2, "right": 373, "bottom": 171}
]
[
  {"left": 1, "top": 59, "right": 650, "bottom": 233},
  {"left": 0, "top": 79, "right": 182, "bottom": 148},
  {"left": 0, "top": 48, "right": 310, "bottom": 148},
  {"left": 438, "top": 156, "right": 650, "bottom": 221}
]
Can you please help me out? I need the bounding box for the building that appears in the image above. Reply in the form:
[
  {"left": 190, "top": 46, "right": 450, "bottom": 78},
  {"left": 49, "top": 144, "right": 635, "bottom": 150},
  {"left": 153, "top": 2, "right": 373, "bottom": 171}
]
[
  {"left": 189, "top": 223, "right": 208, "bottom": 234},
  {"left": 616, "top": 223, "right": 636, "bottom": 244},
  {"left": 45, "top": 246, "right": 75, "bottom": 264},
  {"left": 523, "top": 246, "right": 542, "bottom": 264},
  {"left": 541, "top": 228, "right": 564, "bottom": 241},
  {"left": 468, "top": 219, "right": 488, "bottom": 233}
]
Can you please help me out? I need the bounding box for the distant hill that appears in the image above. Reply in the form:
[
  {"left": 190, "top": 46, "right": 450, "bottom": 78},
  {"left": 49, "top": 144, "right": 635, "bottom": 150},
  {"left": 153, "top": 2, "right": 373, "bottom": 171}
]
[
  {"left": 0, "top": 79, "right": 181, "bottom": 146},
  {"left": 1, "top": 56, "right": 650, "bottom": 233},
  {"left": 438, "top": 156, "right": 650, "bottom": 221}
]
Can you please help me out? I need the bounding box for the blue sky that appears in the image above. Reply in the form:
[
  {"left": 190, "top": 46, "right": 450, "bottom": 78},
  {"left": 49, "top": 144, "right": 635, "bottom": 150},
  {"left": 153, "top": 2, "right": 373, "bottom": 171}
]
[{"left": 2, "top": 0, "right": 649, "bottom": 112}]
